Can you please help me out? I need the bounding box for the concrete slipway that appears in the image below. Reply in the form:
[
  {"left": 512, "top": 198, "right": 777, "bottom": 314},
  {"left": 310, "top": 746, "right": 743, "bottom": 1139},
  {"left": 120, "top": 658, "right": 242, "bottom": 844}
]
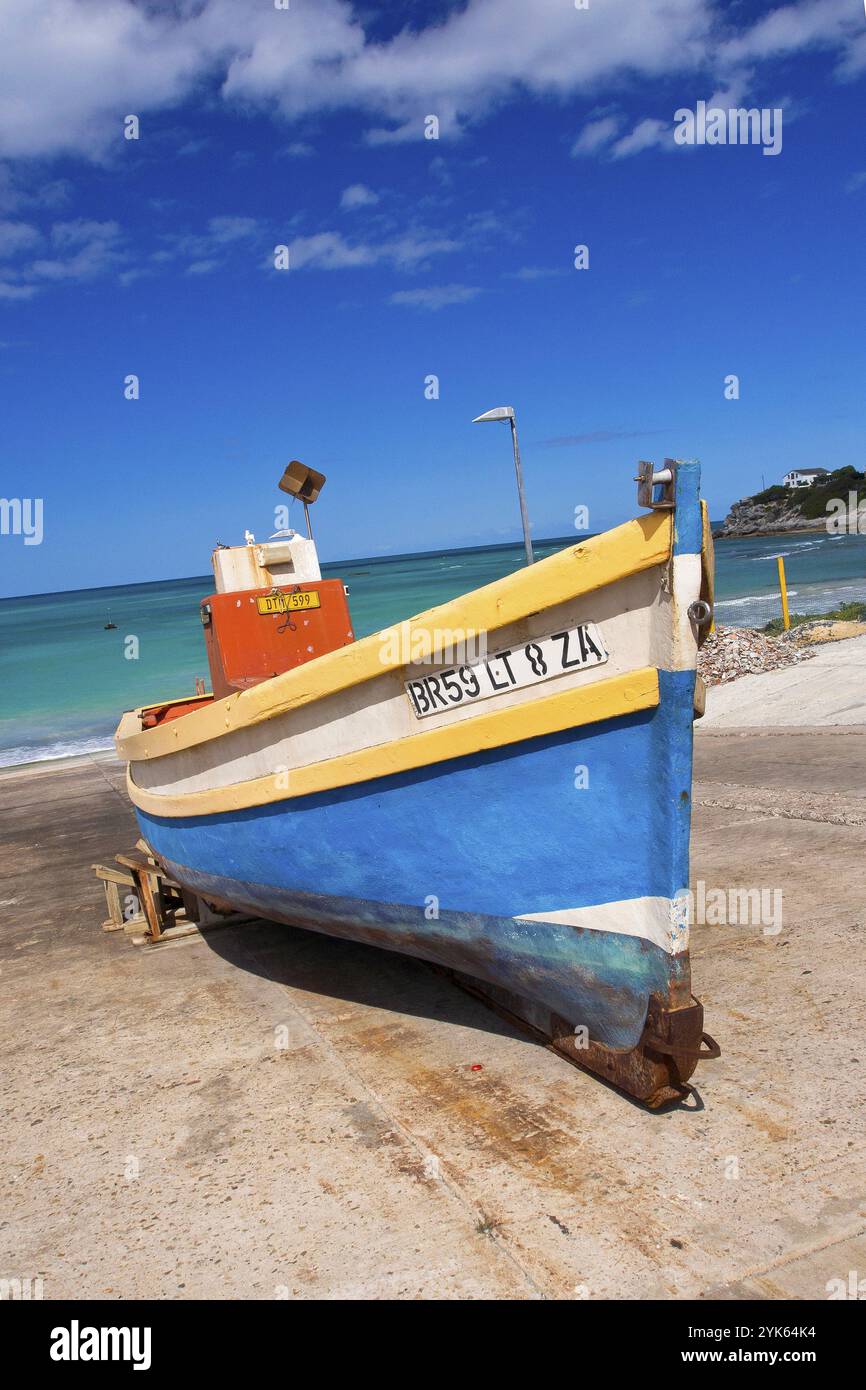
[{"left": 1, "top": 651, "right": 864, "bottom": 1300}]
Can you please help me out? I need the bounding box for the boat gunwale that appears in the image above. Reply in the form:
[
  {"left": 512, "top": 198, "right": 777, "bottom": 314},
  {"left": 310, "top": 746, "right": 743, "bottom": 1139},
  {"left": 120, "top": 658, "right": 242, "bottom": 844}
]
[
  {"left": 126, "top": 665, "right": 662, "bottom": 816},
  {"left": 115, "top": 512, "right": 673, "bottom": 764}
]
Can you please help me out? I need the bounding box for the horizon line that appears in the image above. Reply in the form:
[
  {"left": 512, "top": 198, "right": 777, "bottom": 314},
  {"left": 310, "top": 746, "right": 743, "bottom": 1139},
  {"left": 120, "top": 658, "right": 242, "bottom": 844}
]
[{"left": 0, "top": 531, "right": 587, "bottom": 604}]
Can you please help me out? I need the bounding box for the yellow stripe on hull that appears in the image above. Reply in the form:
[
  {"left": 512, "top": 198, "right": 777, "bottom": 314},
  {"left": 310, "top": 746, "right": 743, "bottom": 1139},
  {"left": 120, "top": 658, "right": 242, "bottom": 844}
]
[
  {"left": 700, "top": 499, "right": 714, "bottom": 607},
  {"left": 116, "top": 511, "right": 672, "bottom": 763},
  {"left": 127, "top": 667, "right": 660, "bottom": 818}
]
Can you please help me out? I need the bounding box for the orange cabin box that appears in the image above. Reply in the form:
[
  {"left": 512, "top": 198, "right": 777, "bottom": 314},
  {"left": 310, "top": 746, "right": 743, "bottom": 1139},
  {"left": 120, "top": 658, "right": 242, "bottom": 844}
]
[{"left": 201, "top": 580, "right": 355, "bottom": 700}]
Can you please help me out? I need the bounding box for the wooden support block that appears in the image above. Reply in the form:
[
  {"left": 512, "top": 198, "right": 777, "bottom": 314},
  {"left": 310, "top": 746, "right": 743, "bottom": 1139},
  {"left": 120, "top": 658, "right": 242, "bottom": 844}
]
[
  {"left": 112, "top": 852, "right": 163, "bottom": 941},
  {"left": 113, "top": 848, "right": 189, "bottom": 942},
  {"left": 179, "top": 887, "right": 199, "bottom": 921},
  {"left": 92, "top": 863, "right": 136, "bottom": 887},
  {"left": 114, "top": 849, "right": 156, "bottom": 873},
  {"left": 93, "top": 863, "right": 140, "bottom": 932},
  {"left": 147, "top": 921, "right": 204, "bottom": 945},
  {"left": 135, "top": 868, "right": 163, "bottom": 942},
  {"left": 97, "top": 846, "right": 258, "bottom": 947},
  {"left": 143, "top": 913, "right": 258, "bottom": 946},
  {"left": 103, "top": 879, "right": 124, "bottom": 928},
  {"left": 115, "top": 850, "right": 181, "bottom": 892}
]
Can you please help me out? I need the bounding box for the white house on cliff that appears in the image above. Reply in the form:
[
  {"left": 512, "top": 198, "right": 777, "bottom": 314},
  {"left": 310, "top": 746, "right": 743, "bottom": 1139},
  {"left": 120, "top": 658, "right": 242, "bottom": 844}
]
[{"left": 783, "top": 468, "right": 828, "bottom": 489}]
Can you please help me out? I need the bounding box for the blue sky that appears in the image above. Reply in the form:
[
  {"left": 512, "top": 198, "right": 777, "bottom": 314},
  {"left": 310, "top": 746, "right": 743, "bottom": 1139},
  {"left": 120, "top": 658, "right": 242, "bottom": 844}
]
[{"left": 1, "top": 0, "right": 865, "bottom": 597}]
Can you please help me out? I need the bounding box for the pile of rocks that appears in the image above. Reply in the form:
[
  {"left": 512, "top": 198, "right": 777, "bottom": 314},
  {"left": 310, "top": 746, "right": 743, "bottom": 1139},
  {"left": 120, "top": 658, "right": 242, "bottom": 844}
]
[{"left": 698, "top": 624, "right": 816, "bottom": 686}]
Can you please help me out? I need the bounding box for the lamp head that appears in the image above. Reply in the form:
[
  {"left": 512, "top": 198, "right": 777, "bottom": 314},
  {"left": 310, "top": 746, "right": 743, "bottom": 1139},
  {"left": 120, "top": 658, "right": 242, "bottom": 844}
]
[{"left": 278, "top": 460, "right": 326, "bottom": 503}]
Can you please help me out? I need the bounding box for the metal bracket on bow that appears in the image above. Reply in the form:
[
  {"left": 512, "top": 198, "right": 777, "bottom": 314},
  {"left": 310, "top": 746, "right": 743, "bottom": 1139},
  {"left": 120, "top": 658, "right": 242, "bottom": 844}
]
[{"left": 636, "top": 458, "right": 676, "bottom": 510}]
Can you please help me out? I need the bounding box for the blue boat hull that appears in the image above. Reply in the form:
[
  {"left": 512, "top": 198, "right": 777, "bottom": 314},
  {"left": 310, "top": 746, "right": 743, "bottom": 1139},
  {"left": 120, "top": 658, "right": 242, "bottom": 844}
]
[{"left": 136, "top": 671, "right": 695, "bottom": 1052}]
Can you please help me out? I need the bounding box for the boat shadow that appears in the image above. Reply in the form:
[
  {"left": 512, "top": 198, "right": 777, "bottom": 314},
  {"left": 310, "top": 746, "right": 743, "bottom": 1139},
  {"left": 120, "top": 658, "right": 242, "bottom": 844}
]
[
  {"left": 199, "top": 915, "right": 706, "bottom": 1113},
  {"left": 201, "top": 912, "right": 531, "bottom": 1043}
]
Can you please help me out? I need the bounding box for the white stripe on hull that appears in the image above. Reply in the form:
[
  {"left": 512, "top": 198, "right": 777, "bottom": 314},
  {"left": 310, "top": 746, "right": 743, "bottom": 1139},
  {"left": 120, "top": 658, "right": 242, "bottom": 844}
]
[
  {"left": 518, "top": 893, "right": 690, "bottom": 956},
  {"left": 130, "top": 553, "right": 702, "bottom": 801}
]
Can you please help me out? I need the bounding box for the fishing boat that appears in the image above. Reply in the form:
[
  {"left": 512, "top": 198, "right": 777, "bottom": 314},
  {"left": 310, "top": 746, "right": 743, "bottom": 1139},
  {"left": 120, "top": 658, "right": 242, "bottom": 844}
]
[{"left": 116, "top": 456, "right": 719, "bottom": 1106}]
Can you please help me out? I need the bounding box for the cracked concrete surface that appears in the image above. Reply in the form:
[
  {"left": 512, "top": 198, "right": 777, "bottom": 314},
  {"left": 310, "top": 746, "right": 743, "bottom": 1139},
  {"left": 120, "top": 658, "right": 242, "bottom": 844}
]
[{"left": 1, "top": 728, "right": 864, "bottom": 1300}]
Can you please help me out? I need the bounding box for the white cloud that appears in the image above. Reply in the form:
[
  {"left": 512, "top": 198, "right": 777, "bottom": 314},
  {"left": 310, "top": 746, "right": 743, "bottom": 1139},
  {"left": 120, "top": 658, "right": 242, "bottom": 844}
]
[
  {"left": 0, "top": 163, "right": 71, "bottom": 214},
  {"left": 365, "top": 2, "right": 703, "bottom": 118},
  {"left": 178, "top": 138, "right": 210, "bottom": 157},
  {"left": 0, "top": 220, "right": 40, "bottom": 258},
  {"left": 428, "top": 155, "right": 453, "bottom": 187},
  {"left": 117, "top": 266, "right": 150, "bottom": 287},
  {"left": 286, "top": 231, "right": 377, "bottom": 271},
  {"left": 340, "top": 183, "right": 379, "bottom": 210},
  {"left": 153, "top": 215, "right": 263, "bottom": 274},
  {"left": 572, "top": 111, "right": 675, "bottom": 161},
  {"left": 610, "top": 117, "right": 672, "bottom": 159},
  {"left": 207, "top": 215, "right": 259, "bottom": 244},
  {"left": 506, "top": 265, "right": 567, "bottom": 281},
  {"left": 30, "top": 219, "right": 123, "bottom": 281},
  {"left": 389, "top": 283, "right": 482, "bottom": 311},
  {"left": 1, "top": 0, "right": 861, "bottom": 164},
  {"left": 838, "top": 32, "right": 866, "bottom": 80},
  {"left": 0, "top": 205, "right": 462, "bottom": 296},
  {"left": 365, "top": 119, "right": 425, "bottom": 146},
  {"left": 0, "top": 217, "right": 125, "bottom": 294},
  {"left": 285, "top": 229, "right": 460, "bottom": 271},
  {"left": 0, "top": 0, "right": 212, "bottom": 159},
  {"left": 572, "top": 115, "right": 622, "bottom": 157},
  {"left": 717, "top": 0, "right": 860, "bottom": 68},
  {"left": 845, "top": 171, "right": 866, "bottom": 194},
  {"left": 577, "top": 70, "right": 755, "bottom": 162},
  {"left": 0, "top": 280, "right": 36, "bottom": 300}
]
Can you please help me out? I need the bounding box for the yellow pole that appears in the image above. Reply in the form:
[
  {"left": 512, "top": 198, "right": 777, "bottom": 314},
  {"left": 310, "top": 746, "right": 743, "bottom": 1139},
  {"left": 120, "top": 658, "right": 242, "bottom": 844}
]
[{"left": 777, "top": 555, "right": 790, "bottom": 630}]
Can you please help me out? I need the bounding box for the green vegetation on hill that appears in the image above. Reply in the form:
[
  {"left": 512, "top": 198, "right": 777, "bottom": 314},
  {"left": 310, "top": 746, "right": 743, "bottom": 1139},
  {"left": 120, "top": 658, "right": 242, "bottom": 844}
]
[
  {"left": 750, "top": 483, "right": 789, "bottom": 503},
  {"left": 761, "top": 600, "right": 866, "bottom": 637},
  {"left": 749, "top": 466, "right": 866, "bottom": 519}
]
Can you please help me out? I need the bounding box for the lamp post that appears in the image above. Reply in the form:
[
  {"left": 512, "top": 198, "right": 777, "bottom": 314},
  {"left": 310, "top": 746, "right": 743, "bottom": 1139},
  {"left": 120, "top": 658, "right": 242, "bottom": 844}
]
[{"left": 472, "top": 405, "right": 534, "bottom": 565}]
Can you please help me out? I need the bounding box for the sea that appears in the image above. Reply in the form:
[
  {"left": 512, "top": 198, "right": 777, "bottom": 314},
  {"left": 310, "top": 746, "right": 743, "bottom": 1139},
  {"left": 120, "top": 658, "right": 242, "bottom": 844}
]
[{"left": 2, "top": 527, "right": 865, "bottom": 769}]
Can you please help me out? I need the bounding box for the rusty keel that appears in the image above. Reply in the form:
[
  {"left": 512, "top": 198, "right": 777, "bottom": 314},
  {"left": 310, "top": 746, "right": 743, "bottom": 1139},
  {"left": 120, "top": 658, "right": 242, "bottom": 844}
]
[{"left": 447, "top": 972, "right": 720, "bottom": 1108}]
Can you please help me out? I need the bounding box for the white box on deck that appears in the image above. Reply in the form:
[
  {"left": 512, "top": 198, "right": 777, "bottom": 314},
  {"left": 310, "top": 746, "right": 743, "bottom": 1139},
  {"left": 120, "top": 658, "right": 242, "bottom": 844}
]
[{"left": 211, "top": 534, "right": 322, "bottom": 593}]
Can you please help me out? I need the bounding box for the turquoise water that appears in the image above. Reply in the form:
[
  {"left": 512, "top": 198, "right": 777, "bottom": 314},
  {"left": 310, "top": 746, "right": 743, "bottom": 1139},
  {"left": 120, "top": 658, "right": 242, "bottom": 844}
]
[
  {"left": 2, "top": 529, "right": 865, "bottom": 768},
  {"left": 711, "top": 530, "right": 866, "bottom": 625}
]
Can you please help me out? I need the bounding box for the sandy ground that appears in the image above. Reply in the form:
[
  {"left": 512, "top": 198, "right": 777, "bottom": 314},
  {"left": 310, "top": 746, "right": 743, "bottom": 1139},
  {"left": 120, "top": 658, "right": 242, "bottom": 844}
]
[{"left": 1, "top": 662, "right": 865, "bottom": 1298}]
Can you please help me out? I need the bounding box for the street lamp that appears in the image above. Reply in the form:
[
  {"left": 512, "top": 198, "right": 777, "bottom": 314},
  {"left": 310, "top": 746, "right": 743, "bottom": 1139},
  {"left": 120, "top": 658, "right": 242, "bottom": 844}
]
[{"left": 472, "top": 405, "right": 534, "bottom": 565}]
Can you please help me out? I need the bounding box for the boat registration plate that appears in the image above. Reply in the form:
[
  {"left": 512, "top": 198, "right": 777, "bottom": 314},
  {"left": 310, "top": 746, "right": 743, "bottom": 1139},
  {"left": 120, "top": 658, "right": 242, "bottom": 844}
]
[
  {"left": 404, "top": 623, "right": 608, "bottom": 719},
  {"left": 256, "top": 591, "right": 321, "bottom": 615}
]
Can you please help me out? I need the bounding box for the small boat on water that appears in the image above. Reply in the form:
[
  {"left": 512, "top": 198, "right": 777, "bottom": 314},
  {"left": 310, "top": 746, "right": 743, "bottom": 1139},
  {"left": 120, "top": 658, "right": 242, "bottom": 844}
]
[{"left": 116, "top": 456, "right": 719, "bottom": 1105}]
